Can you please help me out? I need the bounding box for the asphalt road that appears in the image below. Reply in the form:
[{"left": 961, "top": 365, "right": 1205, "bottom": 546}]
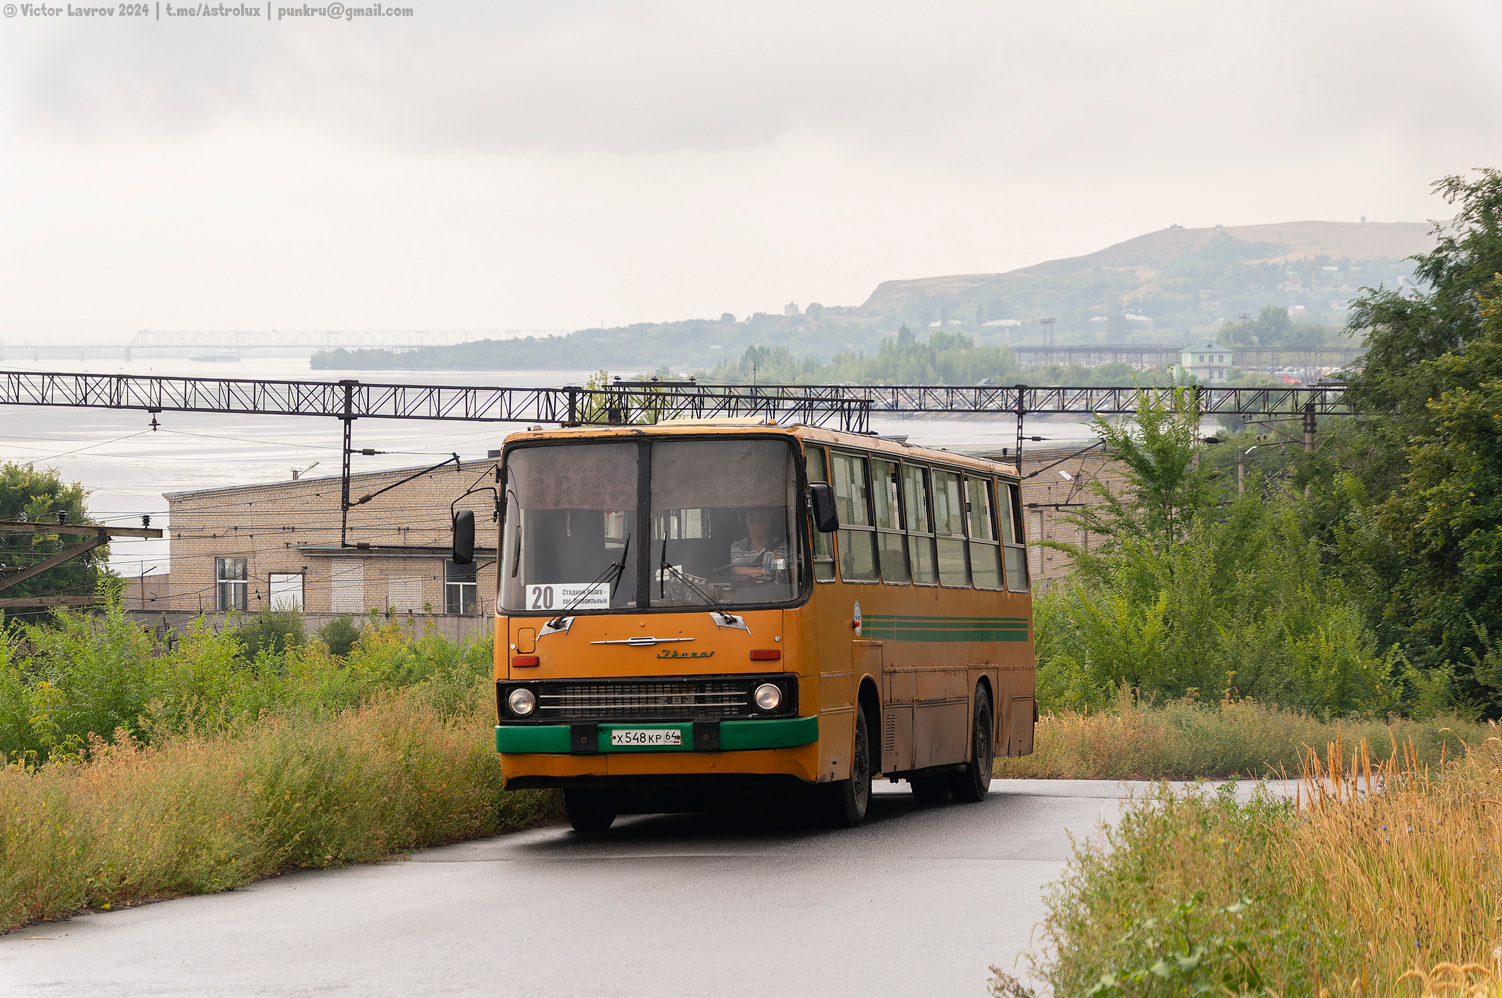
[{"left": 0, "top": 780, "right": 1226, "bottom": 998}]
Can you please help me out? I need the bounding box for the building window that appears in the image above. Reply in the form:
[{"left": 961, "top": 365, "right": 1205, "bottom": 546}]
[
  {"left": 445, "top": 560, "right": 478, "bottom": 614},
  {"left": 269, "top": 573, "right": 304, "bottom": 611},
  {"left": 216, "top": 557, "right": 248, "bottom": 611}
]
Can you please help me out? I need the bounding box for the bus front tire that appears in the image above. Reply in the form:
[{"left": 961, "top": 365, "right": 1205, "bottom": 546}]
[
  {"left": 563, "top": 788, "right": 617, "bottom": 832},
  {"left": 825, "top": 707, "right": 872, "bottom": 828},
  {"left": 947, "top": 687, "right": 994, "bottom": 803}
]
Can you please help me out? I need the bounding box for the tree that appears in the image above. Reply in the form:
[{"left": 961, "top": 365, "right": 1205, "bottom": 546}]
[
  {"left": 1334, "top": 169, "right": 1502, "bottom": 714},
  {"left": 1345, "top": 277, "right": 1502, "bottom": 710},
  {"left": 0, "top": 463, "right": 111, "bottom": 616},
  {"left": 1068, "top": 384, "right": 1222, "bottom": 552},
  {"left": 1038, "top": 389, "right": 1395, "bottom": 714},
  {"left": 1346, "top": 169, "right": 1502, "bottom": 428},
  {"left": 1219, "top": 305, "right": 1292, "bottom": 348}
]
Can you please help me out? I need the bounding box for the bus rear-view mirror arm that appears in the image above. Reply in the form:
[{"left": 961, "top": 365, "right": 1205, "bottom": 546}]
[{"left": 809, "top": 483, "right": 838, "bottom": 533}]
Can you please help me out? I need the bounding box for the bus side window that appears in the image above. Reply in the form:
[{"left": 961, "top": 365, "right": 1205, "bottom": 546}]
[
  {"left": 1002, "top": 479, "right": 1029, "bottom": 592},
  {"left": 872, "top": 458, "right": 910, "bottom": 584},
  {"left": 932, "top": 469, "right": 971, "bottom": 588},
  {"left": 831, "top": 450, "right": 878, "bottom": 582},
  {"left": 805, "top": 446, "right": 836, "bottom": 582},
  {"left": 966, "top": 476, "right": 1002, "bottom": 590},
  {"left": 903, "top": 464, "right": 937, "bottom": 585}
]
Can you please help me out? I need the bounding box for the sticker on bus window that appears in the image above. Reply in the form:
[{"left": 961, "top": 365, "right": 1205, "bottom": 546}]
[{"left": 527, "top": 583, "right": 609, "bottom": 612}]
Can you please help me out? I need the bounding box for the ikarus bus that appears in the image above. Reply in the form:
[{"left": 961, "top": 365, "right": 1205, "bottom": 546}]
[{"left": 475, "top": 420, "right": 1035, "bottom": 830}]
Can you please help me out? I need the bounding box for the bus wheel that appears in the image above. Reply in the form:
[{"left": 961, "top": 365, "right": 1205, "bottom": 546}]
[
  {"left": 563, "top": 789, "right": 617, "bottom": 832},
  {"left": 947, "top": 687, "right": 994, "bottom": 803},
  {"left": 826, "top": 706, "right": 872, "bottom": 827}
]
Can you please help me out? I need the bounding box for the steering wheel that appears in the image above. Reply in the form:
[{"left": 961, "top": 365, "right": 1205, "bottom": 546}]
[{"left": 710, "top": 563, "right": 773, "bottom": 584}]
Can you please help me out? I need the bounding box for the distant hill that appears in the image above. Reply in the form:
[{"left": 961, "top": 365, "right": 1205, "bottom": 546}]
[
  {"left": 859, "top": 220, "right": 1434, "bottom": 340},
  {"left": 312, "top": 219, "right": 1435, "bottom": 372}
]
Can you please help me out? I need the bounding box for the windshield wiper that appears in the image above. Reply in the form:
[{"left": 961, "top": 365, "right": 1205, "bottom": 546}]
[
  {"left": 610, "top": 534, "right": 631, "bottom": 599},
  {"left": 657, "top": 538, "right": 730, "bottom": 613},
  {"left": 547, "top": 533, "right": 630, "bottom": 628}
]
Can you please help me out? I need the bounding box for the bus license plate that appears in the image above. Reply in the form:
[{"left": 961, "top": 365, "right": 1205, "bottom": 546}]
[{"left": 610, "top": 729, "right": 682, "bottom": 747}]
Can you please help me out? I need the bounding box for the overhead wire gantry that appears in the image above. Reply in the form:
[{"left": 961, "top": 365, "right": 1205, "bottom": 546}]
[{"left": 0, "top": 368, "right": 1351, "bottom": 546}]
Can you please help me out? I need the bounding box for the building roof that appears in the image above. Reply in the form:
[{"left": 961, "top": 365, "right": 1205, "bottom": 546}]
[{"left": 163, "top": 458, "right": 495, "bottom": 502}]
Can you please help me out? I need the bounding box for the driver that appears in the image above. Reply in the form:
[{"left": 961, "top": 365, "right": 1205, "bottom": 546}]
[{"left": 729, "top": 507, "right": 788, "bottom": 579}]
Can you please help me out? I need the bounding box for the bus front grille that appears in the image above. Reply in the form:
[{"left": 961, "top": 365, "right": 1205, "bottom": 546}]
[{"left": 535, "top": 680, "right": 752, "bottom": 720}]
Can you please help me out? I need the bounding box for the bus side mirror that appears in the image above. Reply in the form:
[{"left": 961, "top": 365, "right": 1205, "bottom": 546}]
[
  {"left": 809, "top": 483, "right": 838, "bottom": 533},
  {"left": 452, "top": 509, "right": 475, "bottom": 565}
]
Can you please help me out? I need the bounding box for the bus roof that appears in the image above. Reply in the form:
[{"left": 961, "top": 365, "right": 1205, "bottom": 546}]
[{"left": 500, "top": 421, "right": 1022, "bottom": 479}]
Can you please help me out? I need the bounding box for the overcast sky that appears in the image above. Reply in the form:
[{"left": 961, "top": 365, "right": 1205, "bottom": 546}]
[{"left": 1, "top": 0, "right": 1499, "bottom": 342}]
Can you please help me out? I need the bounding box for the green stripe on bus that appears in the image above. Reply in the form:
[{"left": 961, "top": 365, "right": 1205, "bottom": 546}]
[
  {"left": 859, "top": 614, "right": 1030, "bottom": 642},
  {"left": 495, "top": 715, "right": 819, "bottom": 755},
  {"left": 860, "top": 629, "right": 1029, "bottom": 642}
]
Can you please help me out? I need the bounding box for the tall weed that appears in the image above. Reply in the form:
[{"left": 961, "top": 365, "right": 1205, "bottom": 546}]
[
  {"left": 1018, "top": 726, "right": 1502, "bottom": 997},
  {"left": 997, "top": 692, "right": 1486, "bottom": 780},
  {"left": 0, "top": 686, "right": 556, "bottom": 932}
]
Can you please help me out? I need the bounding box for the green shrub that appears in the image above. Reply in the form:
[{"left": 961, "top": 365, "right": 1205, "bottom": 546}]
[
  {"left": 0, "top": 602, "right": 496, "bottom": 764},
  {"left": 0, "top": 690, "right": 557, "bottom": 932},
  {"left": 235, "top": 608, "right": 306, "bottom": 661},
  {"left": 1038, "top": 491, "right": 1403, "bottom": 716},
  {"left": 317, "top": 615, "right": 361, "bottom": 657},
  {"left": 1030, "top": 782, "right": 1316, "bottom": 997}
]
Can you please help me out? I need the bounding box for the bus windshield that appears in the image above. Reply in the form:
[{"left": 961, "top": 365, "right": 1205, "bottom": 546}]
[{"left": 500, "top": 437, "right": 803, "bottom": 613}]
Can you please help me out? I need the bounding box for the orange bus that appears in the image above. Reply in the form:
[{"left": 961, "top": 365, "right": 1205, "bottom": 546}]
[{"left": 484, "top": 421, "right": 1035, "bottom": 830}]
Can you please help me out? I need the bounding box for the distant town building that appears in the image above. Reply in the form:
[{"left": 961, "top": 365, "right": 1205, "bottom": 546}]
[
  {"left": 1179, "top": 340, "right": 1232, "bottom": 383},
  {"left": 784, "top": 302, "right": 800, "bottom": 317}
]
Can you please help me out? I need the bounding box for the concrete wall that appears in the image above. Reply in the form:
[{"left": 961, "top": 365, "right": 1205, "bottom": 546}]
[{"left": 127, "top": 609, "right": 496, "bottom": 645}]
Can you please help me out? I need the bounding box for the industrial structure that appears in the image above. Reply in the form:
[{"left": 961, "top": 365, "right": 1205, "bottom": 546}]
[{"left": 0, "top": 368, "right": 1333, "bottom": 623}]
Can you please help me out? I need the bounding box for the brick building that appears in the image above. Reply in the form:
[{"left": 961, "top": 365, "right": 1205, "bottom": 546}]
[
  {"left": 975, "top": 443, "right": 1130, "bottom": 592},
  {"left": 164, "top": 460, "right": 500, "bottom": 617}
]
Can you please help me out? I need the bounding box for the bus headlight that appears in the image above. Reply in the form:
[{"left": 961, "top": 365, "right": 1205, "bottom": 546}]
[
  {"left": 507, "top": 687, "right": 537, "bottom": 717},
  {"left": 753, "top": 682, "right": 782, "bottom": 712}
]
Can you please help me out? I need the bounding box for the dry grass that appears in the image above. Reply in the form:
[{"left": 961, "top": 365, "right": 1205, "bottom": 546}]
[
  {"left": 1293, "top": 732, "right": 1502, "bottom": 994},
  {"left": 1020, "top": 723, "right": 1502, "bottom": 997},
  {"left": 995, "top": 693, "right": 1486, "bottom": 780},
  {"left": 0, "top": 690, "right": 559, "bottom": 933}
]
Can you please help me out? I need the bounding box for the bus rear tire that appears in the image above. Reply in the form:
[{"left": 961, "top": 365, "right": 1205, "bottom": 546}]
[
  {"left": 947, "top": 687, "right": 994, "bottom": 804},
  {"left": 563, "top": 789, "right": 617, "bottom": 832},
  {"left": 825, "top": 706, "right": 872, "bottom": 828}
]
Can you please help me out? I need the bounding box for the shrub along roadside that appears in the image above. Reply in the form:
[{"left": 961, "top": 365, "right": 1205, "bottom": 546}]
[
  {"left": 0, "top": 688, "right": 559, "bottom": 933},
  {"left": 993, "top": 694, "right": 1487, "bottom": 780},
  {"left": 0, "top": 602, "right": 493, "bottom": 765},
  {"left": 998, "top": 729, "right": 1502, "bottom": 997}
]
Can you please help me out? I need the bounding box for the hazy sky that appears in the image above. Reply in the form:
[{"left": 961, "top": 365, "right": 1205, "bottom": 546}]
[{"left": 1, "top": 0, "right": 1499, "bottom": 341}]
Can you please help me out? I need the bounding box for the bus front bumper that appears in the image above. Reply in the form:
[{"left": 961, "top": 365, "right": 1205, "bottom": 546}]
[{"left": 495, "top": 715, "right": 818, "bottom": 755}]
